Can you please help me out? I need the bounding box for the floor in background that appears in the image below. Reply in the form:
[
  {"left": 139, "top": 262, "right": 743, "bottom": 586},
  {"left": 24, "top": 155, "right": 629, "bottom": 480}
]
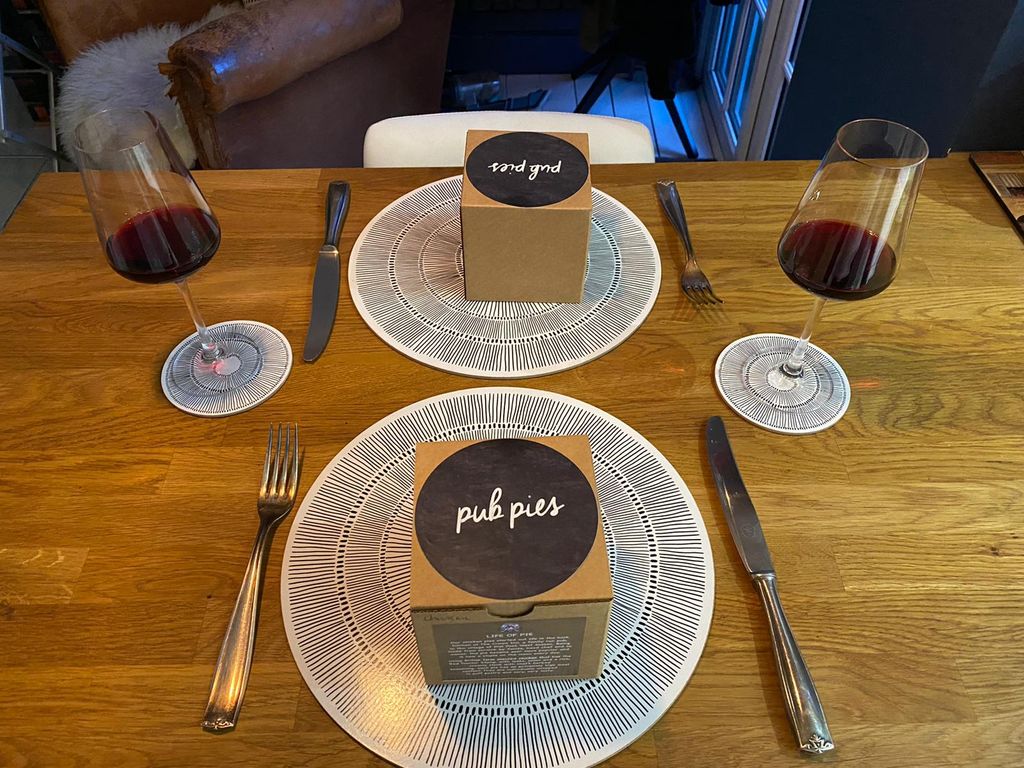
[
  {"left": 501, "top": 72, "right": 713, "bottom": 162},
  {"left": 1, "top": 81, "right": 59, "bottom": 231},
  {"left": 0, "top": 150, "right": 49, "bottom": 229}
]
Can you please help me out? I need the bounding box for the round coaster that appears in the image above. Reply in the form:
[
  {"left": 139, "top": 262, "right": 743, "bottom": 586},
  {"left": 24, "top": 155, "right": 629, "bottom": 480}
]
[
  {"left": 281, "top": 387, "right": 714, "bottom": 768},
  {"left": 715, "top": 333, "right": 851, "bottom": 435},
  {"left": 160, "top": 320, "right": 292, "bottom": 417},
  {"left": 348, "top": 176, "right": 661, "bottom": 378}
]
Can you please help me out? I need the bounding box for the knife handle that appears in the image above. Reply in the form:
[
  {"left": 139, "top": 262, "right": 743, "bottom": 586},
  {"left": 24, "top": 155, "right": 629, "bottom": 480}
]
[
  {"left": 324, "top": 182, "right": 350, "bottom": 248},
  {"left": 752, "top": 573, "right": 835, "bottom": 754}
]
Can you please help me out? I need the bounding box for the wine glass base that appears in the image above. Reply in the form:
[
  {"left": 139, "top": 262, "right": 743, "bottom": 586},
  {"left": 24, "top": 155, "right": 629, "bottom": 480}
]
[
  {"left": 160, "top": 320, "right": 292, "bottom": 417},
  {"left": 715, "top": 333, "right": 851, "bottom": 435}
]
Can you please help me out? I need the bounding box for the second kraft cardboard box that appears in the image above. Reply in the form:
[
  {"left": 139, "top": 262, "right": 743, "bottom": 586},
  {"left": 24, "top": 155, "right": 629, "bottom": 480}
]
[
  {"left": 410, "top": 435, "right": 612, "bottom": 685},
  {"left": 460, "top": 130, "right": 592, "bottom": 302}
]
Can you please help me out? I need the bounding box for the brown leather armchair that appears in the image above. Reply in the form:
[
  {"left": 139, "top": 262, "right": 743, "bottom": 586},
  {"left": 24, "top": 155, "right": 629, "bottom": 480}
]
[{"left": 40, "top": 0, "right": 454, "bottom": 168}]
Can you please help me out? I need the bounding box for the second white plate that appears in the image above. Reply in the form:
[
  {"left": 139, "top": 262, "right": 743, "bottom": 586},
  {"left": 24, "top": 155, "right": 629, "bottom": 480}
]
[{"left": 348, "top": 176, "right": 661, "bottom": 378}]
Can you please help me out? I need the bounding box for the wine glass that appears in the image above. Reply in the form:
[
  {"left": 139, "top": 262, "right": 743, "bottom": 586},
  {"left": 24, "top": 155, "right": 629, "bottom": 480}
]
[
  {"left": 74, "top": 108, "right": 291, "bottom": 417},
  {"left": 715, "top": 118, "right": 928, "bottom": 434}
]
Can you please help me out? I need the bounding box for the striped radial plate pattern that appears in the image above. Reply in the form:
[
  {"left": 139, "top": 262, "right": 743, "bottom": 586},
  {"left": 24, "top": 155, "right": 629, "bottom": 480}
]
[
  {"left": 281, "top": 388, "right": 714, "bottom": 768},
  {"left": 348, "top": 177, "right": 661, "bottom": 378}
]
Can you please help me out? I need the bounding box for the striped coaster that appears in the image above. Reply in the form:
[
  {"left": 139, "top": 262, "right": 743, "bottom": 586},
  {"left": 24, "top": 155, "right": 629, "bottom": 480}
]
[
  {"left": 160, "top": 320, "right": 291, "bottom": 417},
  {"left": 281, "top": 387, "right": 714, "bottom": 768},
  {"left": 348, "top": 177, "right": 661, "bottom": 378},
  {"left": 715, "top": 333, "right": 851, "bottom": 434}
]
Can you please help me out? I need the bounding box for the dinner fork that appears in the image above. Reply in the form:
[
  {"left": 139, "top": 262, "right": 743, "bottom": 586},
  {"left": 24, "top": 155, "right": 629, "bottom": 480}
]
[
  {"left": 202, "top": 423, "right": 301, "bottom": 733},
  {"left": 656, "top": 179, "right": 722, "bottom": 305},
  {"left": 655, "top": 180, "right": 720, "bottom": 307}
]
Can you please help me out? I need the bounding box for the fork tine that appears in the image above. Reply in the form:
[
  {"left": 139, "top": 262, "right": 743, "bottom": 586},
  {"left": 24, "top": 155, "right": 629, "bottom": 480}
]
[
  {"left": 277, "top": 423, "right": 291, "bottom": 497},
  {"left": 288, "top": 424, "right": 301, "bottom": 501},
  {"left": 707, "top": 286, "right": 724, "bottom": 304},
  {"left": 285, "top": 426, "right": 294, "bottom": 497},
  {"left": 269, "top": 424, "right": 283, "bottom": 496},
  {"left": 260, "top": 426, "right": 273, "bottom": 496}
]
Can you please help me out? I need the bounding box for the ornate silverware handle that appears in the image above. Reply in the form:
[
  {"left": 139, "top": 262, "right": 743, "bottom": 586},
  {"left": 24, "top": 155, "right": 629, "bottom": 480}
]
[
  {"left": 655, "top": 180, "right": 696, "bottom": 260},
  {"left": 324, "top": 181, "right": 350, "bottom": 248},
  {"left": 202, "top": 522, "right": 277, "bottom": 733},
  {"left": 752, "top": 573, "right": 835, "bottom": 754}
]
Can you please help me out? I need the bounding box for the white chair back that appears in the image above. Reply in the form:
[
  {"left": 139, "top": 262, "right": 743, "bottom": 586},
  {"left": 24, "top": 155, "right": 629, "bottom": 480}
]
[{"left": 363, "top": 112, "right": 656, "bottom": 167}]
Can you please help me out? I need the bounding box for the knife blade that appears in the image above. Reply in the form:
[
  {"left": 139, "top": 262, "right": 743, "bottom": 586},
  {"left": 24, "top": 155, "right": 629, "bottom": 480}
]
[
  {"left": 303, "top": 181, "right": 350, "bottom": 362},
  {"left": 705, "top": 416, "right": 835, "bottom": 754}
]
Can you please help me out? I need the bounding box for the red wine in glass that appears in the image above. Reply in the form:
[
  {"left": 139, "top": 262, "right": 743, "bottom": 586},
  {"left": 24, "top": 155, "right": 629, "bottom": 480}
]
[
  {"left": 715, "top": 119, "right": 928, "bottom": 434},
  {"left": 104, "top": 204, "right": 220, "bottom": 284},
  {"left": 75, "top": 108, "right": 292, "bottom": 417},
  {"left": 778, "top": 218, "right": 897, "bottom": 301}
]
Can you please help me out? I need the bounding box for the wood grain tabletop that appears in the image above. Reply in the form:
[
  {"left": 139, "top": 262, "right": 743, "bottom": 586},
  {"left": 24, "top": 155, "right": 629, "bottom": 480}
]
[{"left": 1, "top": 155, "right": 1022, "bottom": 767}]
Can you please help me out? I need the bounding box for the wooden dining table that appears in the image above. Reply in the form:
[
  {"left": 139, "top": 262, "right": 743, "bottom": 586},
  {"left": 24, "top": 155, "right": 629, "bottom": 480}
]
[{"left": 1, "top": 155, "right": 1022, "bottom": 767}]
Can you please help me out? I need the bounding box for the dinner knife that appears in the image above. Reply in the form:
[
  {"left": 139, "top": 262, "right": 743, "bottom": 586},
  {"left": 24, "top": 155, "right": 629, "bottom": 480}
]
[
  {"left": 303, "top": 181, "right": 350, "bottom": 362},
  {"left": 705, "top": 416, "right": 835, "bottom": 754}
]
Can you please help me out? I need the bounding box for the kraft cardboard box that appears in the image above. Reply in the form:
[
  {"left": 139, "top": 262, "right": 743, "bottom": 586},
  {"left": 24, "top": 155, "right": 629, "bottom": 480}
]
[
  {"left": 410, "top": 435, "right": 612, "bottom": 685},
  {"left": 460, "top": 130, "right": 592, "bottom": 302}
]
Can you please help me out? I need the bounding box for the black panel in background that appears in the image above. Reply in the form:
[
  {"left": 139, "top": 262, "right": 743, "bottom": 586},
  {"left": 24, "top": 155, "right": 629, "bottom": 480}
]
[
  {"left": 446, "top": 9, "right": 590, "bottom": 74},
  {"left": 954, "top": 1, "right": 1024, "bottom": 151},
  {"left": 769, "top": 0, "right": 1017, "bottom": 160}
]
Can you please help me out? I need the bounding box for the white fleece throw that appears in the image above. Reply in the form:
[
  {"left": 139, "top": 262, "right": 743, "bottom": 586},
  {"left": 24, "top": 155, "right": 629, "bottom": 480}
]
[{"left": 56, "top": 4, "right": 240, "bottom": 167}]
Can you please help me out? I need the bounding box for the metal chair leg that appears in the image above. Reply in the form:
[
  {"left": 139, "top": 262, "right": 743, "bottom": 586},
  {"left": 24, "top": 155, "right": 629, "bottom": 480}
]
[
  {"left": 575, "top": 55, "right": 621, "bottom": 114},
  {"left": 664, "top": 96, "right": 699, "bottom": 160}
]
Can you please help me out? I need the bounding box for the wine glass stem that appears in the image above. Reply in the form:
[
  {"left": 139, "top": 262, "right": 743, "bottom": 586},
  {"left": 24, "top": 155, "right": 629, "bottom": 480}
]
[
  {"left": 781, "top": 297, "right": 827, "bottom": 377},
  {"left": 176, "top": 279, "right": 223, "bottom": 363}
]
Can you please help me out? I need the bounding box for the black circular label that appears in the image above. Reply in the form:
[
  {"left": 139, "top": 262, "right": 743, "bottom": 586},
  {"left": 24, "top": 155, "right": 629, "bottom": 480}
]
[
  {"left": 465, "top": 132, "right": 589, "bottom": 208},
  {"left": 416, "top": 439, "right": 598, "bottom": 600}
]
